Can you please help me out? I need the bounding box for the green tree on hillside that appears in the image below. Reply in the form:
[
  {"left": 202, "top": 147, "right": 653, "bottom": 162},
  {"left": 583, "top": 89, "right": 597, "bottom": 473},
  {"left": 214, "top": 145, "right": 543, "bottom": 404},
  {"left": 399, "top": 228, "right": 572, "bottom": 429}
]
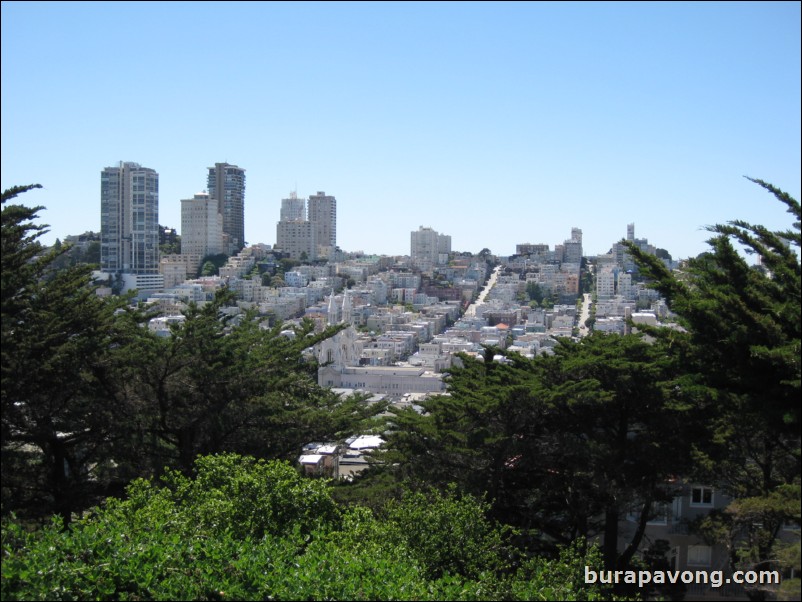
[
  {"left": 381, "top": 334, "right": 696, "bottom": 571},
  {"left": 112, "top": 292, "right": 380, "bottom": 476},
  {"left": 381, "top": 347, "right": 545, "bottom": 527},
  {"left": 1, "top": 185, "right": 140, "bottom": 522},
  {"left": 535, "top": 333, "right": 700, "bottom": 570},
  {"left": 198, "top": 253, "right": 228, "bottom": 277},
  {"left": 1, "top": 453, "right": 620, "bottom": 601},
  {"left": 625, "top": 178, "right": 801, "bottom": 593}
]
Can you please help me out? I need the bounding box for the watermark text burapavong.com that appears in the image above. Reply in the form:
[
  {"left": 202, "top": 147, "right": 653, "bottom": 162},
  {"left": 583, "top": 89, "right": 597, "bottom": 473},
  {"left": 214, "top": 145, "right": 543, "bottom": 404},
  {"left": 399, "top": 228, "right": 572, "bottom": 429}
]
[{"left": 585, "top": 566, "right": 781, "bottom": 589}]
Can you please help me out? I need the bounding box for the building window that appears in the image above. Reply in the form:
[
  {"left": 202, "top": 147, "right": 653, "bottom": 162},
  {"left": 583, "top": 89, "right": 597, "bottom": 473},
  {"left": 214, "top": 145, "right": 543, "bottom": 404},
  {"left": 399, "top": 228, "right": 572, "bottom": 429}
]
[
  {"left": 687, "top": 545, "right": 712, "bottom": 567},
  {"left": 690, "top": 486, "right": 714, "bottom": 507},
  {"left": 647, "top": 501, "right": 669, "bottom": 525}
]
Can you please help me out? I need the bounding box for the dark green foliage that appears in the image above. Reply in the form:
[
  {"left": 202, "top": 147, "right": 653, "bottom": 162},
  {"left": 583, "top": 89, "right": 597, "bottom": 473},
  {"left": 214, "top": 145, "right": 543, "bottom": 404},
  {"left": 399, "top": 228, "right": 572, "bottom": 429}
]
[
  {"left": 1, "top": 185, "right": 138, "bottom": 521},
  {"left": 536, "top": 333, "right": 699, "bottom": 569},
  {"left": 625, "top": 178, "right": 801, "bottom": 579},
  {"left": 1, "top": 453, "right": 619, "bottom": 601},
  {"left": 112, "top": 292, "right": 380, "bottom": 476},
  {"left": 375, "top": 485, "right": 514, "bottom": 581},
  {"left": 198, "top": 253, "right": 228, "bottom": 277},
  {"left": 382, "top": 348, "right": 545, "bottom": 527},
  {"left": 47, "top": 238, "right": 101, "bottom": 272},
  {"left": 278, "top": 257, "right": 300, "bottom": 274},
  {"left": 1, "top": 184, "right": 45, "bottom": 318},
  {"left": 625, "top": 178, "right": 799, "bottom": 447},
  {"left": 526, "top": 281, "right": 545, "bottom": 305},
  {"left": 159, "top": 225, "right": 181, "bottom": 255},
  {"left": 655, "top": 248, "right": 672, "bottom": 263},
  {"left": 381, "top": 336, "right": 696, "bottom": 570}
]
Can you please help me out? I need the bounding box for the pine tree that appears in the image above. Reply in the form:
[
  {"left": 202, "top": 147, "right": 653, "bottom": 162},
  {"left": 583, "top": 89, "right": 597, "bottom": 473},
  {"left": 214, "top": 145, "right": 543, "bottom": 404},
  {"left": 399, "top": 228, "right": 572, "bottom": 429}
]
[
  {"left": 625, "top": 178, "right": 801, "bottom": 585},
  {"left": 1, "top": 185, "right": 136, "bottom": 521}
]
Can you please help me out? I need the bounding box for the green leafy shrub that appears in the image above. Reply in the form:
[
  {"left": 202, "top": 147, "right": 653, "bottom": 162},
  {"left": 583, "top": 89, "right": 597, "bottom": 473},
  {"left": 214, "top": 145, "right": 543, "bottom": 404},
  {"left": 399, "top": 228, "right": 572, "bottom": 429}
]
[{"left": 2, "top": 453, "right": 620, "bottom": 601}]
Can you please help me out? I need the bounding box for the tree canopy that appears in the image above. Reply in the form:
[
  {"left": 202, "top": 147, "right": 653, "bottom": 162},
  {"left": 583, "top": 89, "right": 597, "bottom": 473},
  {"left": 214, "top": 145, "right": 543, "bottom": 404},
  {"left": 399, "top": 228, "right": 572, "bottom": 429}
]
[
  {"left": 1, "top": 453, "right": 619, "bottom": 601},
  {"left": 2, "top": 185, "right": 137, "bottom": 522},
  {"left": 624, "top": 177, "right": 801, "bottom": 589}
]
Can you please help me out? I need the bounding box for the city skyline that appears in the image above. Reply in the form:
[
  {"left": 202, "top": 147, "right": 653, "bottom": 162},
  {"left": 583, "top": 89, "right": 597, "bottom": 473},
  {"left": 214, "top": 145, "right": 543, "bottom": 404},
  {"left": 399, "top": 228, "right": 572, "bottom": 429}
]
[{"left": 2, "top": 2, "right": 800, "bottom": 259}]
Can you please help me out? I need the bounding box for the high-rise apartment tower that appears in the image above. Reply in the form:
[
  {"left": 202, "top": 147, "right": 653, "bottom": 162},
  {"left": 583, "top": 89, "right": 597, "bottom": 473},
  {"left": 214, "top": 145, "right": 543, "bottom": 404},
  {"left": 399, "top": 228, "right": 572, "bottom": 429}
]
[
  {"left": 207, "top": 162, "right": 246, "bottom": 253},
  {"left": 307, "top": 191, "right": 337, "bottom": 253},
  {"left": 280, "top": 191, "right": 306, "bottom": 222},
  {"left": 411, "top": 225, "right": 451, "bottom": 265},
  {"left": 100, "top": 161, "right": 159, "bottom": 274},
  {"left": 181, "top": 192, "right": 224, "bottom": 260}
]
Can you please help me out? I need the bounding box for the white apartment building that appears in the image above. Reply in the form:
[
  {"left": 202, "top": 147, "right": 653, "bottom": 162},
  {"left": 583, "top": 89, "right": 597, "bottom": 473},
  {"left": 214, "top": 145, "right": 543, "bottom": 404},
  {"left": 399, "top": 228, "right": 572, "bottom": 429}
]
[
  {"left": 307, "top": 191, "right": 337, "bottom": 258},
  {"left": 218, "top": 253, "right": 255, "bottom": 279},
  {"left": 181, "top": 192, "right": 224, "bottom": 271},
  {"left": 284, "top": 271, "right": 309, "bottom": 288},
  {"left": 100, "top": 161, "right": 160, "bottom": 275},
  {"left": 280, "top": 192, "right": 305, "bottom": 222},
  {"left": 275, "top": 191, "right": 337, "bottom": 261},
  {"left": 159, "top": 253, "right": 200, "bottom": 289},
  {"left": 597, "top": 266, "right": 632, "bottom": 300},
  {"left": 120, "top": 272, "right": 164, "bottom": 298},
  {"left": 596, "top": 267, "right": 617, "bottom": 299},
  {"left": 276, "top": 219, "right": 317, "bottom": 261},
  {"left": 411, "top": 226, "right": 451, "bottom": 266},
  {"left": 618, "top": 271, "right": 633, "bottom": 300}
]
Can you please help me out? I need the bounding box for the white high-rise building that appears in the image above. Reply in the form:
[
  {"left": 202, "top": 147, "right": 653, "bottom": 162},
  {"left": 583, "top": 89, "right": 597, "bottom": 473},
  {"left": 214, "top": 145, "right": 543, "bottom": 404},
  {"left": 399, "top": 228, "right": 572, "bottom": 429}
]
[
  {"left": 276, "top": 220, "right": 317, "bottom": 261},
  {"left": 280, "top": 192, "right": 306, "bottom": 222},
  {"left": 181, "top": 192, "right": 224, "bottom": 267},
  {"left": 307, "top": 191, "right": 337, "bottom": 256},
  {"left": 411, "top": 226, "right": 451, "bottom": 265},
  {"left": 275, "top": 191, "right": 337, "bottom": 261},
  {"left": 100, "top": 161, "right": 159, "bottom": 274},
  {"left": 597, "top": 267, "right": 617, "bottom": 299}
]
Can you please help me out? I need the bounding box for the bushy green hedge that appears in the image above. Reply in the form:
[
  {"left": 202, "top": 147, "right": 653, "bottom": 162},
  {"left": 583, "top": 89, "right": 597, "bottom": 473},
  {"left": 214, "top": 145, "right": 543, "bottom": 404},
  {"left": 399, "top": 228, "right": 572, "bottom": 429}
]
[{"left": 2, "top": 453, "right": 618, "bottom": 601}]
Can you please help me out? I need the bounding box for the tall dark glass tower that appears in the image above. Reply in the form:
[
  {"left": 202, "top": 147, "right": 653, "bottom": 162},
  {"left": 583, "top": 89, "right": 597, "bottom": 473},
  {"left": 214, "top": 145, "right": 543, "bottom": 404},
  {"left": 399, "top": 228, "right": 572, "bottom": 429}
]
[{"left": 207, "top": 162, "right": 246, "bottom": 253}]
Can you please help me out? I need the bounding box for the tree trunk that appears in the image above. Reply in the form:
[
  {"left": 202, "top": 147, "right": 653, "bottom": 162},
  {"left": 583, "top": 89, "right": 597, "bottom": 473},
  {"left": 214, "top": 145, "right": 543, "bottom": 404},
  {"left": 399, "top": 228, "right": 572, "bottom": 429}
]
[
  {"left": 49, "top": 438, "right": 72, "bottom": 527},
  {"left": 603, "top": 504, "right": 619, "bottom": 570}
]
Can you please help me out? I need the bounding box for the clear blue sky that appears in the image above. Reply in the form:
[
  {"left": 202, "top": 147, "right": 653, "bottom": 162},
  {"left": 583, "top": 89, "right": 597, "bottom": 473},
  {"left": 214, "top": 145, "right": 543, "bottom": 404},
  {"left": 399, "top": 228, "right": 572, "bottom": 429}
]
[{"left": 2, "top": 1, "right": 800, "bottom": 259}]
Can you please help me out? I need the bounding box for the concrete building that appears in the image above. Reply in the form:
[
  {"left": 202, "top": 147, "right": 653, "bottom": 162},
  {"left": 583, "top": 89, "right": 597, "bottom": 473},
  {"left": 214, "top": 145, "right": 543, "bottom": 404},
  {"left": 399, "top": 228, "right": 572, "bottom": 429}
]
[
  {"left": 159, "top": 253, "right": 201, "bottom": 289},
  {"left": 563, "top": 239, "right": 583, "bottom": 264},
  {"left": 207, "top": 162, "right": 246, "bottom": 253},
  {"left": 275, "top": 191, "right": 337, "bottom": 261},
  {"left": 276, "top": 219, "right": 317, "bottom": 261},
  {"left": 280, "top": 191, "right": 305, "bottom": 222},
  {"left": 100, "top": 161, "right": 160, "bottom": 275},
  {"left": 411, "top": 226, "right": 451, "bottom": 266},
  {"left": 307, "top": 191, "right": 337, "bottom": 258},
  {"left": 516, "top": 243, "right": 551, "bottom": 258},
  {"left": 284, "top": 270, "right": 309, "bottom": 288},
  {"left": 597, "top": 267, "right": 617, "bottom": 299},
  {"left": 181, "top": 192, "right": 224, "bottom": 272}
]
